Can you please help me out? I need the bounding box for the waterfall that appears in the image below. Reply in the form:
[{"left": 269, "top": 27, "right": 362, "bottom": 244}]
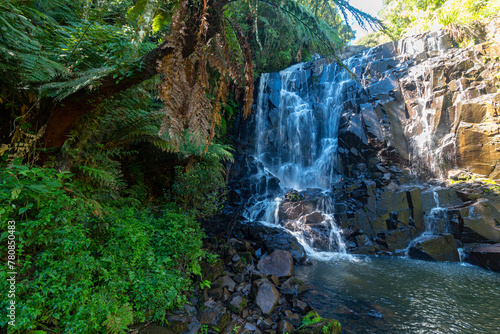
[
  {"left": 245, "top": 59, "right": 362, "bottom": 258},
  {"left": 254, "top": 63, "right": 349, "bottom": 190}
]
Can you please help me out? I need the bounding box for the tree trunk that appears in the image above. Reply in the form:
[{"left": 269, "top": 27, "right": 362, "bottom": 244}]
[{"left": 42, "top": 0, "right": 228, "bottom": 153}]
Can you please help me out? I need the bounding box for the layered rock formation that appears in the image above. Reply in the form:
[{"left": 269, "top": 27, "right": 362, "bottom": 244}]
[{"left": 229, "top": 17, "right": 500, "bottom": 272}]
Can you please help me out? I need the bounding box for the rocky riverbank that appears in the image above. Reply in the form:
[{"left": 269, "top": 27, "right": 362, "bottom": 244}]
[{"left": 132, "top": 238, "right": 340, "bottom": 334}]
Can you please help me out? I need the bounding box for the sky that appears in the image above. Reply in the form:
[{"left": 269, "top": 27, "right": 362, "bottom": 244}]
[{"left": 346, "top": 0, "right": 385, "bottom": 42}]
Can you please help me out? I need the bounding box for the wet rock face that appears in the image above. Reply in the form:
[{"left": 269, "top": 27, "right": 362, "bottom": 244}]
[
  {"left": 466, "top": 243, "right": 500, "bottom": 272},
  {"left": 409, "top": 234, "right": 460, "bottom": 262},
  {"left": 233, "top": 221, "right": 308, "bottom": 264}
]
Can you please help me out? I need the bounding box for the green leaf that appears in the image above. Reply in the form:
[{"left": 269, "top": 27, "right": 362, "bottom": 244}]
[{"left": 11, "top": 188, "right": 21, "bottom": 200}]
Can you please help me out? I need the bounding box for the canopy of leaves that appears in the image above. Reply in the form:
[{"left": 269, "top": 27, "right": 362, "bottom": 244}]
[{"left": 359, "top": 0, "right": 500, "bottom": 46}]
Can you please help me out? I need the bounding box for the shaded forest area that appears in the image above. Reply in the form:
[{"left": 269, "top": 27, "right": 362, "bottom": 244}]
[{"left": 0, "top": 0, "right": 497, "bottom": 332}]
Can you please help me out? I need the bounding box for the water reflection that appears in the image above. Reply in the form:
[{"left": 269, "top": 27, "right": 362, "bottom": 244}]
[{"left": 295, "top": 257, "right": 500, "bottom": 333}]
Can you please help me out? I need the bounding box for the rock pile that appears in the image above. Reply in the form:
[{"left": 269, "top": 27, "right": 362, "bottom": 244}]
[{"left": 143, "top": 238, "right": 340, "bottom": 334}]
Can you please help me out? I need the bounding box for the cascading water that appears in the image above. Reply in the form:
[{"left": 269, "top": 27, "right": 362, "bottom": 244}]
[
  {"left": 245, "top": 59, "right": 363, "bottom": 258},
  {"left": 405, "top": 189, "right": 449, "bottom": 255},
  {"left": 234, "top": 27, "right": 500, "bottom": 333}
]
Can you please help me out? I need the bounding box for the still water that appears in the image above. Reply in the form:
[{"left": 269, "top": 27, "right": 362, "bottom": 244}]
[{"left": 295, "top": 256, "right": 500, "bottom": 334}]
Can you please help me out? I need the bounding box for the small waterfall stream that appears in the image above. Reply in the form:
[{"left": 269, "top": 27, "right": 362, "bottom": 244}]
[{"left": 245, "top": 59, "right": 363, "bottom": 258}]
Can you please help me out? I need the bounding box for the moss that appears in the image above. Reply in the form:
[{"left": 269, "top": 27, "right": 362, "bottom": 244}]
[
  {"left": 299, "top": 311, "right": 322, "bottom": 328},
  {"left": 298, "top": 311, "right": 341, "bottom": 334},
  {"left": 288, "top": 192, "right": 301, "bottom": 202},
  {"left": 211, "top": 313, "right": 230, "bottom": 332}
]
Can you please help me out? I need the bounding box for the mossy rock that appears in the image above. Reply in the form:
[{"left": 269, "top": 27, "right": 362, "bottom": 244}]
[
  {"left": 201, "top": 258, "right": 225, "bottom": 282},
  {"left": 298, "top": 311, "right": 341, "bottom": 334},
  {"left": 165, "top": 315, "right": 189, "bottom": 333},
  {"left": 211, "top": 313, "right": 230, "bottom": 332},
  {"left": 228, "top": 295, "right": 248, "bottom": 314},
  {"left": 297, "top": 319, "right": 341, "bottom": 334}
]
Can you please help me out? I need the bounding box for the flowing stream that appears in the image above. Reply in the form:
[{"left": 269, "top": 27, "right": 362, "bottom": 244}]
[{"left": 295, "top": 257, "right": 500, "bottom": 333}]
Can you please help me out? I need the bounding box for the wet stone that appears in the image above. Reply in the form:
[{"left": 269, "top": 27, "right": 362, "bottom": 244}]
[
  {"left": 409, "top": 234, "right": 459, "bottom": 262},
  {"left": 278, "top": 320, "right": 294, "bottom": 334},
  {"left": 253, "top": 279, "right": 280, "bottom": 315},
  {"left": 213, "top": 276, "right": 237, "bottom": 292},
  {"left": 258, "top": 318, "right": 274, "bottom": 331},
  {"left": 228, "top": 294, "right": 248, "bottom": 314},
  {"left": 280, "top": 277, "right": 309, "bottom": 297},
  {"left": 292, "top": 299, "right": 311, "bottom": 314},
  {"left": 466, "top": 243, "right": 500, "bottom": 272},
  {"left": 257, "top": 250, "right": 294, "bottom": 278}
]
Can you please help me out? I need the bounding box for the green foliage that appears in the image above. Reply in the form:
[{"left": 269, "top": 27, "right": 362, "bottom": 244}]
[
  {"left": 0, "top": 162, "right": 210, "bottom": 333},
  {"left": 300, "top": 311, "right": 323, "bottom": 328},
  {"left": 355, "top": 30, "right": 391, "bottom": 47},
  {"left": 378, "top": 0, "right": 500, "bottom": 40},
  {"left": 169, "top": 160, "right": 228, "bottom": 219},
  {"left": 298, "top": 311, "right": 341, "bottom": 334},
  {"left": 225, "top": 0, "right": 367, "bottom": 73}
]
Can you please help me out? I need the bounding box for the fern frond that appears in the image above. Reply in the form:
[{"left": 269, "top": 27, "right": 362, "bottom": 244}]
[{"left": 39, "top": 67, "right": 111, "bottom": 100}]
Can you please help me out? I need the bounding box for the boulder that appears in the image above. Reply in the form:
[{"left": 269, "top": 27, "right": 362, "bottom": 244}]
[
  {"left": 228, "top": 294, "right": 248, "bottom": 314},
  {"left": 277, "top": 320, "right": 293, "bottom": 334},
  {"left": 212, "top": 276, "right": 237, "bottom": 292},
  {"left": 292, "top": 299, "right": 311, "bottom": 314},
  {"left": 459, "top": 200, "right": 500, "bottom": 242},
  {"left": 409, "top": 234, "right": 460, "bottom": 262},
  {"left": 466, "top": 243, "right": 500, "bottom": 272},
  {"left": 257, "top": 318, "right": 274, "bottom": 331},
  {"left": 184, "top": 318, "right": 202, "bottom": 334},
  {"left": 201, "top": 258, "right": 224, "bottom": 282},
  {"left": 257, "top": 250, "right": 294, "bottom": 278},
  {"left": 199, "top": 300, "right": 230, "bottom": 332},
  {"left": 252, "top": 279, "right": 280, "bottom": 315},
  {"left": 166, "top": 314, "right": 190, "bottom": 333},
  {"left": 234, "top": 221, "right": 308, "bottom": 264},
  {"left": 221, "top": 321, "right": 240, "bottom": 334},
  {"left": 384, "top": 226, "right": 417, "bottom": 251},
  {"left": 354, "top": 234, "right": 376, "bottom": 254},
  {"left": 283, "top": 313, "right": 301, "bottom": 327},
  {"left": 280, "top": 277, "right": 309, "bottom": 297}
]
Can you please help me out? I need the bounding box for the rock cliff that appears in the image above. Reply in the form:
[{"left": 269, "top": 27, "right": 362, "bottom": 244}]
[{"left": 229, "top": 17, "right": 500, "bottom": 272}]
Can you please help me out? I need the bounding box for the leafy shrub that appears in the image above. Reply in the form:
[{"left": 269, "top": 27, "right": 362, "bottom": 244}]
[
  {"left": 169, "top": 161, "right": 228, "bottom": 219},
  {"left": 0, "top": 162, "right": 208, "bottom": 333}
]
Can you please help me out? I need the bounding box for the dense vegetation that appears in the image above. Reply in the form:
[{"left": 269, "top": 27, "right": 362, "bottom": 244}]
[
  {"left": 0, "top": 0, "right": 376, "bottom": 332},
  {"left": 357, "top": 0, "right": 500, "bottom": 47}
]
